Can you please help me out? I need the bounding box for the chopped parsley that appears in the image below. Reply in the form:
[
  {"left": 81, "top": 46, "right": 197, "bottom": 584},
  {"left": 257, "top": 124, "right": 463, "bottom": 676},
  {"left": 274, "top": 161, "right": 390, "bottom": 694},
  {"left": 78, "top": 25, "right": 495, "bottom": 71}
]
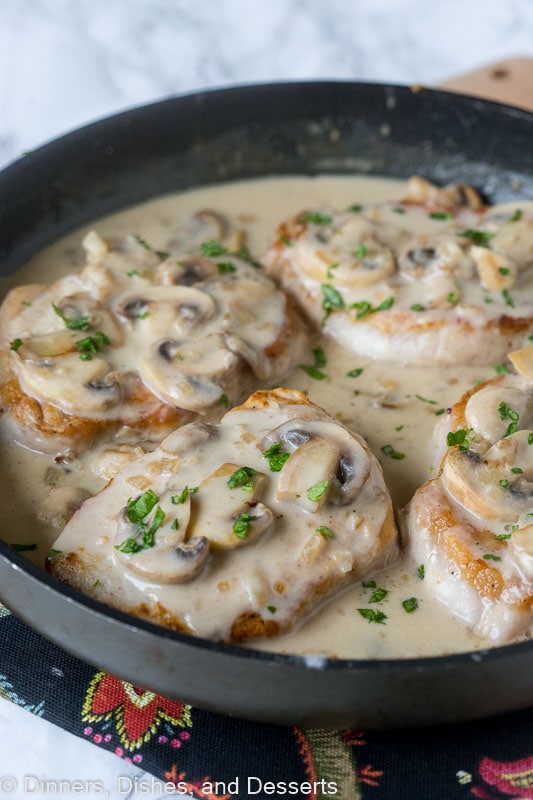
[
  {"left": 171, "top": 486, "right": 198, "bottom": 505},
  {"left": 368, "top": 587, "right": 388, "bottom": 603},
  {"left": 498, "top": 266, "right": 510, "bottom": 276},
  {"left": 352, "top": 243, "right": 368, "bottom": 259},
  {"left": 48, "top": 548, "right": 62, "bottom": 558},
  {"left": 402, "top": 597, "right": 419, "bottom": 613},
  {"left": 227, "top": 466, "right": 257, "bottom": 493},
  {"left": 483, "top": 553, "right": 502, "bottom": 562},
  {"left": 321, "top": 283, "right": 346, "bottom": 323},
  {"left": 130, "top": 232, "right": 170, "bottom": 260},
  {"left": 410, "top": 303, "right": 425, "bottom": 312},
  {"left": 493, "top": 363, "right": 510, "bottom": 375},
  {"left": 306, "top": 480, "right": 330, "bottom": 502},
  {"left": 52, "top": 303, "right": 91, "bottom": 331},
  {"left": 415, "top": 394, "right": 438, "bottom": 405},
  {"left": 417, "top": 564, "right": 425, "bottom": 580},
  {"left": 509, "top": 209, "right": 523, "bottom": 222},
  {"left": 498, "top": 401, "right": 520, "bottom": 436},
  {"left": 430, "top": 211, "right": 453, "bottom": 220},
  {"left": 502, "top": 288, "right": 515, "bottom": 308},
  {"left": 300, "top": 346, "right": 328, "bottom": 379},
  {"left": 347, "top": 367, "right": 364, "bottom": 378},
  {"left": 267, "top": 605, "right": 277, "bottom": 614},
  {"left": 298, "top": 211, "right": 333, "bottom": 225},
  {"left": 357, "top": 608, "right": 387, "bottom": 624},
  {"left": 217, "top": 261, "right": 237, "bottom": 273},
  {"left": 496, "top": 532, "right": 512, "bottom": 541},
  {"left": 351, "top": 296, "right": 395, "bottom": 319},
  {"left": 170, "top": 519, "right": 179, "bottom": 530},
  {"left": 74, "top": 330, "right": 111, "bottom": 361},
  {"left": 457, "top": 229, "right": 495, "bottom": 246},
  {"left": 446, "top": 429, "right": 472, "bottom": 450},
  {"left": 447, "top": 292, "right": 459, "bottom": 305},
  {"left": 262, "top": 441, "right": 291, "bottom": 472},
  {"left": 233, "top": 513, "right": 258, "bottom": 539},
  {"left": 347, "top": 204, "right": 363, "bottom": 213},
  {"left": 381, "top": 444, "right": 405, "bottom": 460},
  {"left": 316, "top": 525, "right": 334, "bottom": 541},
  {"left": 499, "top": 479, "right": 510, "bottom": 489},
  {"left": 116, "top": 489, "right": 166, "bottom": 553},
  {"left": 201, "top": 240, "right": 227, "bottom": 257},
  {"left": 10, "top": 338, "right": 23, "bottom": 351},
  {"left": 326, "top": 262, "right": 339, "bottom": 278},
  {"left": 220, "top": 393, "right": 229, "bottom": 408}
]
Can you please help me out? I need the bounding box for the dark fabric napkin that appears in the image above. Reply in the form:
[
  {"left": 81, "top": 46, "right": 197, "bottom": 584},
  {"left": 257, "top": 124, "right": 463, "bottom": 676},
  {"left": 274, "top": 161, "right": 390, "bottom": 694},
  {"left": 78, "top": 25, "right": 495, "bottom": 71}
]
[{"left": 1, "top": 603, "right": 532, "bottom": 800}]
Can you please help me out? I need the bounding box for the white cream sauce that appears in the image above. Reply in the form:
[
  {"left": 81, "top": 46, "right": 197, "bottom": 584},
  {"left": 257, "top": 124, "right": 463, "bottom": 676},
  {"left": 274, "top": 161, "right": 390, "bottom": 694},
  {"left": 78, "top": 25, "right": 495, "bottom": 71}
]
[{"left": 1, "top": 175, "right": 519, "bottom": 659}]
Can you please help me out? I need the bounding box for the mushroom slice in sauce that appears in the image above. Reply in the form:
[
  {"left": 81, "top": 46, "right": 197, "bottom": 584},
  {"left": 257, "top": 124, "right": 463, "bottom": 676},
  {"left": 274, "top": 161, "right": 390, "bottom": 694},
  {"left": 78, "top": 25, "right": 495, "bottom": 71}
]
[
  {"left": 115, "top": 285, "right": 216, "bottom": 338},
  {"left": 167, "top": 210, "right": 227, "bottom": 253},
  {"left": 114, "top": 492, "right": 209, "bottom": 584},
  {"left": 191, "top": 463, "right": 272, "bottom": 549},
  {"left": 139, "top": 333, "right": 239, "bottom": 411}
]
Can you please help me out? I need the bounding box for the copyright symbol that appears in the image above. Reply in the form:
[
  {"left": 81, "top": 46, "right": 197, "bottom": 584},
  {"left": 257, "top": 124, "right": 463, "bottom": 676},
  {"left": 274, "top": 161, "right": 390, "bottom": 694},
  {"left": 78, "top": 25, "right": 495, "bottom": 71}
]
[{"left": 0, "top": 775, "right": 17, "bottom": 794}]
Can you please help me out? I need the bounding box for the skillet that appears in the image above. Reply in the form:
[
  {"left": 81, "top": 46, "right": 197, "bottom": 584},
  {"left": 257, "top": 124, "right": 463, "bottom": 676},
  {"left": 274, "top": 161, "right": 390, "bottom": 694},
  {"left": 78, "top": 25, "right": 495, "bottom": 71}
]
[{"left": 0, "top": 81, "right": 532, "bottom": 729}]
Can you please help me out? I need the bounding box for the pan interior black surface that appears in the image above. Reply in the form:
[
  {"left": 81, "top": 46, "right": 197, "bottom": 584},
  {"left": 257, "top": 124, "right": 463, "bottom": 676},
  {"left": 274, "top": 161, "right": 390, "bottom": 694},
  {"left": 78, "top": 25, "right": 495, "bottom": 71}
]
[{"left": 0, "top": 81, "right": 532, "bottom": 728}]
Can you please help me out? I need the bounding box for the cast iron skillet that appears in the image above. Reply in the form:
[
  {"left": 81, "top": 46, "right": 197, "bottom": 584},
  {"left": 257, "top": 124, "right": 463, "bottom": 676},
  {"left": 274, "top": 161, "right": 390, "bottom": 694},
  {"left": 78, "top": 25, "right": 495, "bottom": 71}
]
[{"left": 1, "top": 82, "right": 532, "bottom": 730}]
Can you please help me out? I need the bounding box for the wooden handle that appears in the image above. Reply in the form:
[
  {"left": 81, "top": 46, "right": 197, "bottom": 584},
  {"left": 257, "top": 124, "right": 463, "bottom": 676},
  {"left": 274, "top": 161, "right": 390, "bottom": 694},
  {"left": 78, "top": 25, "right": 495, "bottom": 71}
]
[{"left": 440, "top": 57, "right": 533, "bottom": 111}]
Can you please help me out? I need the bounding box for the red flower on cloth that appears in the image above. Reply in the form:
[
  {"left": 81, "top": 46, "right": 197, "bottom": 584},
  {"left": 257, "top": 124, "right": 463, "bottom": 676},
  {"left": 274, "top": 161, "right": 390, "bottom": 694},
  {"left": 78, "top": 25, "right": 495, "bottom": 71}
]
[
  {"left": 474, "top": 755, "right": 533, "bottom": 798},
  {"left": 82, "top": 671, "right": 192, "bottom": 751}
]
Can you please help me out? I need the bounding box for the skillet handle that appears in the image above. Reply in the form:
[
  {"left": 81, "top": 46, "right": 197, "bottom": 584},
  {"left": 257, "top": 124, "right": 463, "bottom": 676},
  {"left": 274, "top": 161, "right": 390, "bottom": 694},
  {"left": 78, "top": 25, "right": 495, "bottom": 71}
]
[{"left": 440, "top": 57, "right": 533, "bottom": 110}]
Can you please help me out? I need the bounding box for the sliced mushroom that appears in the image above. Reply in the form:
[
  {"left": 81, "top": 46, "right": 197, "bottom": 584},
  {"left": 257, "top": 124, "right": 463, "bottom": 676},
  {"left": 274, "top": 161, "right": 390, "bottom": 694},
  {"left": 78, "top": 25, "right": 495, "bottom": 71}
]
[
  {"left": 401, "top": 176, "right": 483, "bottom": 210},
  {"left": 52, "top": 295, "right": 122, "bottom": 343},
  {"left": 224, "top": 333, "right": 271, "bottom": 380},
  {"left": 114, "top": 492, "right": 209, "bottom": 583},
  {"left": 442, "top": 430, "right": 533, "bottom": 521},
  {"left": 82, "top": 229, "right": 110, "bottom": 261},
  {"left": 155, "top": 254, "right": 219, "bottom": 287},
  {"left": 470, "top": 245, "right": 517, "bottom": 290},
  {"left": 265, "top": 418, "right": 371, "bottom": 509},
  {"left": 189, "top": 462, "right": 272, "bottom": 549},
  {"left": 296, "top": 216, "right": 396, "bottom": 286},
  {"left": 16, "top": 353, "right": 122, "bottom": 414},
  {"left": 277, "top": 437, "right": 340, "bottom": 512},
  {"left": 398, "top": 236, "right": 469, "bottom": 279},
  {"left": 115, "top": 285, "right": 216, "bottom": 338},
  {"left": 139, "top": 333, "right": 239, "bottom": 411},
  {"left": 490, "top": 216, "right": 533, "bottom": 269},
  {"left": 160, "top": 421, "right": 219, "bottom": 455},
  {"left": 509, "top": 346, "right": 533, "bottom": 381},
  {"left": 464, "top": 384, "right": 532, "bottom": 446},
  {"left": 92, "top": 444, "right": 146, "bottom": 481}
]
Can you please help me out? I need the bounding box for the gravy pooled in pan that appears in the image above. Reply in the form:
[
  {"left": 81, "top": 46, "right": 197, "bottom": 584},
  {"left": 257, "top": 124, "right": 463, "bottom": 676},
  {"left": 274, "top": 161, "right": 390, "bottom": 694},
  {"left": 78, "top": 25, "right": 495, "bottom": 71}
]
[{"left": 1, "top": 174, "right": 532, "bottom": 659}]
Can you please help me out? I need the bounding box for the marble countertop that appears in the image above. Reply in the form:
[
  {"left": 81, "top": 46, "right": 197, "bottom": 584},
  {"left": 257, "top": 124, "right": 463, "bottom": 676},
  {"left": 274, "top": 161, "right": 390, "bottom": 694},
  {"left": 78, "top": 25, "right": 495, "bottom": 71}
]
[{"left": 0, "top": 0, "right": 532, "bottom": 797}]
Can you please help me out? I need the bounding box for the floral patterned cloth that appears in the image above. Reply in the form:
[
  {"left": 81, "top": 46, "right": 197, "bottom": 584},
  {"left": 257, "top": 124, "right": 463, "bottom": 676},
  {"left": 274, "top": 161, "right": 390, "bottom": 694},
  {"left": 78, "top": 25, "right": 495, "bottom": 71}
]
[{"left": 1, "top": 603, "right": 532, "bottom": 799}]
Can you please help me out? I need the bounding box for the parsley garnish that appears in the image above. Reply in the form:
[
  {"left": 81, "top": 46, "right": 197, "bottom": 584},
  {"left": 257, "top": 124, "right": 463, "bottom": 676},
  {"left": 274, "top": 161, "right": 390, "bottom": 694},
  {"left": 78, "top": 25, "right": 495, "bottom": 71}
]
[
  {"left": 220, "top": 393, "right": 229, "bottom": 408},
  {"left": 358, "top": 608, "right": 387, "bottom": 624},
  {"left": 483, "top": 554, "right": 502, "bottom": 562},
  {"left": 306, "top": 480, "right": 330, "bottom": 502},
  {"left": 457, "top": 229, "right": 495, "bottom": 246},
  {"left": 347, "top": 367, "right": 364, "bottom": 378},
  {"left": 10, "top": 338, "right": 23, "bottom": 351},
  {"left": 502, "top": 288, "right": 515, "bottom": 308},
  {"left": 381, "top": 444, "right": 405, "bottom": 460},
  {"left": 316, "top": 525, "right": 334, "bottom": 541},
  {"left": 417, "top": 564, "right": 425, "bottom": 580},
  {"left": 321, "top": 283, "right": 346, "bottom": 322},
  {"left": 300, "top": 347, "right": 328, "bottom": 379},
  {"left": 116, "top": 489, "right": 166, "bottom": 553},
  {"left": 130, "top": 232, "right": 170, "bottom": 260},
  {"left": 227, "top": 466, "right": 257, "bottom": 493},
  {"left": 298, "top": 211, "right": 333, "bottom": 225},
  {"left": 498, "top": 401, "right": 520, "bottom": 436},
  {"left": 262, "top": 442, "right": 291, "bottom": 472},
  {"left": 351, "top": 296, "right": 395, "bottom": 319},
  {"left": 447, "top": 292, "right": 459, "bottom": 305},
  {"left": 509, "top": 209, "right": 522, "bottom": 222},
  {"left": 171, "top": 486, "right": 198, "bottom": 504},
  {"left": 233, "top": 513, "right": 258, "bottom": 539},
  {"left": 217, "top": 262, "right": 237, "bottom": 273},
  {"left": 267, "top": 605, "right": 277, "bottom": 613},
  {"left": 430, "top": 211, "right": 453, "bottom": 220},
  {"left": 446, "top": 429, "right": 472, "bottom": 450},
  {"left": 74, "top": 330, "right": 110, "bottom": 361},
  {"left": 52, "top": 303, "right": 91, "bottom": 331},
  {"left": 402, "top": 597, "right": 419, "bottom": 613},
  {"left": 48, "top": 548, "right": 62, "bottom": 558},
  {"left": 352, "top": 243, "right": 368, "bottom": 259},
  {"left": 493, "top": 363, "right": 510, "bottom": 375},
  {"left": 410, "top": 303, "right": 425, "bottom": 311},
  {"left": 368, "top": 587, "right": 388, "bottom": 603},
  {"left": 201, "top": 240, "right": 227, "bottom": 257}
]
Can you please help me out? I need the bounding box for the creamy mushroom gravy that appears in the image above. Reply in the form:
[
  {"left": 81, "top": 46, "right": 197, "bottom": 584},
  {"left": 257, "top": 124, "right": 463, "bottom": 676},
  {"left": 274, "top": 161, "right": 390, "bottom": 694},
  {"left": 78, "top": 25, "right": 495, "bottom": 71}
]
[{"left": 1, "top": 175, "right": 529, "bottom": 659}]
